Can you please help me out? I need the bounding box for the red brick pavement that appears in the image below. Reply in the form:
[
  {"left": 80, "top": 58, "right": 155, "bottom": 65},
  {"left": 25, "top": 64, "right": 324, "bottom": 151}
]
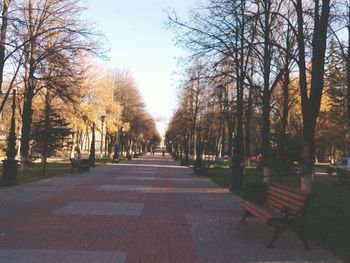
[{"left": 0, "top": 153, "right": 200, "bottom": 263}]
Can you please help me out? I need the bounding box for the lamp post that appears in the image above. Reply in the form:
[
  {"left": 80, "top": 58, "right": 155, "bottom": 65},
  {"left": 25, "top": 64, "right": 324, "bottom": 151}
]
[
  {"left": 2, "top": 89, "right": 19, "bottom": 185},
  {"left": 100, "top": 115, "right": 105, "bottom": 158},
  {"left": 89, "top": 122, "right": 96, "bottom": 167}
]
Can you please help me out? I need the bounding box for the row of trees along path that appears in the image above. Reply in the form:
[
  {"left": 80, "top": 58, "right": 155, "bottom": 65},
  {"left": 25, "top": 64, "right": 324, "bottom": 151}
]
[
  {"left": 0, "top": 0, "right": 161, "bottom": 182},
  {"left": 165, "top": 0, "right": 349, "bottom": 193}
]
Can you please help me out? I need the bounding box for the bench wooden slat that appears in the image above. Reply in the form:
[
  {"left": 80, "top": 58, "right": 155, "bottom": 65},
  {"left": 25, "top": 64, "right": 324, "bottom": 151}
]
[
  {"left": 243, "top": 201, "right": 281, "bottom": 218},
  {"left": 241, "top": 200, "right": 285, "bottom": 222},
  {"left": 241, "top": 201, "right": 270, "bottom": 223},
  {"left": 265, "top": 194, "right": 302, "bottom": 213},
  {"left": 267, "top": 188, "right": 305, "bottom": 207},
  {"left": 269, "top": 187, "right": 306, "bottom": 203},
  {"left": 266, "top": 190, "right": 305, "bottom": 212},
  {"left": 264, "top": 198, "right": 301, "bottom": 215},
  {"left": 272, "top": 183, "right": 307, "bottom": 195},
  {"left": 270, "top": 184, "right": 307, "bottom": 201},
  {"left": 264, "top": 197, "right": 285, "bottom": 210}
]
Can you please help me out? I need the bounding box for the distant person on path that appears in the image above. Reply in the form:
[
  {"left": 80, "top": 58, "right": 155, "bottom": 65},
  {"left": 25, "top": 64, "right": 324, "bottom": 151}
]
[{"left": 162, "top": 150, "right": 165, "bottom": 157}]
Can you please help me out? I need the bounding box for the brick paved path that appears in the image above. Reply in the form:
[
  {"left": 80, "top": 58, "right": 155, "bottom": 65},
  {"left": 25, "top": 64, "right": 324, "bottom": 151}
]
[{"left": 0, "top": 153, "right": 342, "bottom": 262}]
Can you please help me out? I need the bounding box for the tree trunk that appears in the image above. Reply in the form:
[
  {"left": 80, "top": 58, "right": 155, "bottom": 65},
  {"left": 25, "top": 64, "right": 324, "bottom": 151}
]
[
  {"left": 185, "top": 134, "right": 189, "bottom": 163},
  {"left": 231, "top": 99, "right": 244, "bottom": 190},
  {"left": 300, "top": 119, "right": 316, "bottom": 192},
  {"left": 70, "top": 133, "right": 75, "bottom": 158},
  {"left": 20, "top": 79, "right": 34, "bottom": 166},
  {"left": 0, "top": 0, "right": 10, "bottom": 95},
  {"left": 262, "top": 0, "right": 272, "bottom": 184},
  {"left": 281, "top": 24, "right": 291, "bottom": 139},
  {"left": 21, "top": 0, "right": 36, "bottom": 168},
  {"left": 262, "top": 92, "right": 271, "bottom": 183},
  {"left": 41, "top": 90, "right": 50, "bottom": 176},
  {"left": 230, "top": 2, "right": 246, "bottom": 191},
  {"left": 227, "top": 110, "right": 233, "bottom": 157},
  {"left": 215, "top": 125, "right": 221, "bottom": 157},
  {"left": 295, "top": 0, "right": 330, "bottom": 193},
  {"left": 347, "top": 7, "right": 350, "bottom": 130},
  {"left": 245, "top": 84, "right": 253, "bottom": 159},
  {"left": 42, "top": 155, "right": 47, "bottom": 176},
  {"left": 221, "top": 116, "right": 226, "bottom": 157},
  {"left": 195, "top": 128, "right": 203, "bottom": 168},
  {"left": 281, "top": 30, "right": 291, "bottom": 174}
]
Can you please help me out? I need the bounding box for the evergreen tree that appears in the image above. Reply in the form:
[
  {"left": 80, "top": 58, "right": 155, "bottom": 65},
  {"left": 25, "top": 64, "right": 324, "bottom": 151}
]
[
  {"left": 324, "top": 38, "right": 348, "bottom": 156},
  {"left": 328, "top": 38, "right": 347, "bottom": 113},
  {"left": 31, "top": 92, "right": 72, "bottom": 174}
]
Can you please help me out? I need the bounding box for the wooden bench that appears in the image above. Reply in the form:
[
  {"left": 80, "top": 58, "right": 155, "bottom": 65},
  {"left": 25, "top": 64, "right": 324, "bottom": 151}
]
[
  {"left": 202, "top": 163, "right": 214, "bottom": 176},
  {"left": 69, "top": 158, "right": 90, "bottom": 172},
  {"left": 240, "top": 183, "right": 310, "bottom": 249},
  {"left": 19, "top": 155, "right": 40, "bottom": 167},
  {"left": 193, "top": 163, "right": 213, "bottom": 175}
]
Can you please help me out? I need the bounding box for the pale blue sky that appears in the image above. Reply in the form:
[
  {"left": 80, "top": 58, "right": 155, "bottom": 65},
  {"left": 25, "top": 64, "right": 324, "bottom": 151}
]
[{"left": 83, "top": 0, "right": 195, "bottom": 135}]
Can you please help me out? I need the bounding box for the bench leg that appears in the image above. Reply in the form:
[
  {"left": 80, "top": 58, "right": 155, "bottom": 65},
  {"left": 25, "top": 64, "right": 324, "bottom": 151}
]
[
  {"left": 70, "top": 165, "right": 77, "bottom": 173},
  {"left": 299, "top": 232, "right": 310, "bottom": 250},
  {"left": 240, "top": 210, "right": 249, "bottom": 224},
  {"left": 298, "top": 222, "right": 310, "bottom": 250},
  {"left": 267, "top": 223, "right": 282, "bottom": 248}
]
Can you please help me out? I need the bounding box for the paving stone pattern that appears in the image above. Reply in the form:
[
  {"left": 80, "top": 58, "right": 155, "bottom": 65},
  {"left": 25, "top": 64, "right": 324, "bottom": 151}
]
[
  {"left": 0, "top": 153, "right": 343, "bottom": 262},
  {"left": 97, "top": 185, "right": 151, "bottom": 192},
  {"left": 173, "top": 168, "right": 342, "bottom": 263},
  {"left": 117, "top": 176, "right": 156, "bottom": 180},
  {"left": 56, "top": 202, "right": 145, "bottom": 216},
  {"left": 0, "top": 249, "right": 127, "bottom": 263}
]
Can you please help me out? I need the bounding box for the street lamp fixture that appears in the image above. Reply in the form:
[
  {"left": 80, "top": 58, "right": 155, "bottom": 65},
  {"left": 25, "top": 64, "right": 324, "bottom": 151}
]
[
  {"left": 82, "top": 115, "right": 88, "bottom": 123},
  {"left": 100, "top": 115, "right": 105, "bottom": 123}
]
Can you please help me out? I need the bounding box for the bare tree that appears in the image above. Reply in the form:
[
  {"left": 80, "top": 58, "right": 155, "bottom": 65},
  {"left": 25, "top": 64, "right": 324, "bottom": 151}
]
[
  {"left": 293, "top": 0, "right": 331, "bottom": 192},
  {"left": 168, "top": 0, "right": 258, "bottom": 190},
  {"left": 14, "top": 0, "right": 101, "bottom": 165},
  {"left": 0, "top": 0, "right": 11, "bottom": 94}
]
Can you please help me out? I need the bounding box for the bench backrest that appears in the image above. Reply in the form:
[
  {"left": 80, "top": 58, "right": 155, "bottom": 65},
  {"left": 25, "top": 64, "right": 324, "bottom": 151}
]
[{"left": 265, "top": 184, "right": 309, "bottom": 215}]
